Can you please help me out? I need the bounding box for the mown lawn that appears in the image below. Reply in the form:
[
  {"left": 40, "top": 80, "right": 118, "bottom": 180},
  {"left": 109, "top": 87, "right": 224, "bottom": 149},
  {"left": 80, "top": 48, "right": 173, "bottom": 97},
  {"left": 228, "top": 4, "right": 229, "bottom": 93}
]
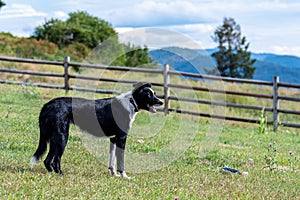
[{"left": 1, "top": 84, "right": 299, "bottom": 199}]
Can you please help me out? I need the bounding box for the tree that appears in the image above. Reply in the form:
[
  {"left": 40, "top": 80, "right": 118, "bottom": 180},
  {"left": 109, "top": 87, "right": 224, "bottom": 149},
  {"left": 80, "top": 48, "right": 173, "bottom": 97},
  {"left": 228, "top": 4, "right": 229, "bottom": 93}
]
[
  {"left": 32, "top": 11, "right": 117, "bottom": 49},
  {"left": 66, "top": 11, "right": 117, "bottom": 48},
  {"left": 32, "top": 11, "right": 156, "bottom": 68},
  {"left": 34, "top": 19, "right": 69, "bottom": 48},
  {"left": 123, "top": 44, "right": 155, "bottom": 67},
  {"left": 208, "top": 17, "right": 256, "bottom": 78}
]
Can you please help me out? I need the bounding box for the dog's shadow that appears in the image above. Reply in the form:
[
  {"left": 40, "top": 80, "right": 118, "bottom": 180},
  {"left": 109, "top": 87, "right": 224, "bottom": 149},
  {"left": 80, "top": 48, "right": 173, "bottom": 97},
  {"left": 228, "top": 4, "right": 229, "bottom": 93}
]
[
  {"left": 0, "top": 164, "right": 47, "bottom": 174},
  {"left": 1, "top": 164, "right": 110, "bottom": 177}
]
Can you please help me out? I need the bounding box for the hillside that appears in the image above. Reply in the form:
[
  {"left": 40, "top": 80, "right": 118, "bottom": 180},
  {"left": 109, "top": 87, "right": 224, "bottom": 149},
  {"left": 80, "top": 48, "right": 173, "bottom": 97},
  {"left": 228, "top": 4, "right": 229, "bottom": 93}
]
[
  {"left": 150, "top": 47, "right": 300, "bottom": 84},
  {"left": 149, "top": 47, "right": 215, "bottom": 74}
]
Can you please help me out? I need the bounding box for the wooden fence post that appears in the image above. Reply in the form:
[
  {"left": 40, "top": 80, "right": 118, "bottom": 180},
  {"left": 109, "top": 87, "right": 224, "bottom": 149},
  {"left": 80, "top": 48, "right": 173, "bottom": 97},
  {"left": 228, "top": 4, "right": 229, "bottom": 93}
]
[
  {"left": 64, "top": 56, "right": 70, "bottom": 93},
  {"left": 273, "top": 76, "right": 279, "bottom": 131},
  {"left": 163, "top": 64, "right": 170, "bottom": 115}
]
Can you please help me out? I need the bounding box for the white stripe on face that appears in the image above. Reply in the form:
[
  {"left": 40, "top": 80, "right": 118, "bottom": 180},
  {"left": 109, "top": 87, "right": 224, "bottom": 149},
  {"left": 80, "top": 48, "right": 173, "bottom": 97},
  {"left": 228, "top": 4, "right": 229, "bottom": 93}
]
[{"left": 149, "top": 88, "right": 155, "bottom": 96}]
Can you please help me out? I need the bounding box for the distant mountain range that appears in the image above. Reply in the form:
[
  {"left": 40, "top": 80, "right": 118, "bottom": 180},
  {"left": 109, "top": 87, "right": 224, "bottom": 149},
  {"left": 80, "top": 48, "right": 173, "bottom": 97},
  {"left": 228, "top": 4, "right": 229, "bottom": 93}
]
[{"left": 149, "top": 47, "right": 300, "bottom": 84}]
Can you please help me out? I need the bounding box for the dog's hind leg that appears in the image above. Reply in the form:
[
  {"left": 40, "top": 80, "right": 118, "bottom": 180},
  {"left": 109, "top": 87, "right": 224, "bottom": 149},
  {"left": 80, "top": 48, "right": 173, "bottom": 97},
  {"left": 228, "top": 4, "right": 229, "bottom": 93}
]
[
  {"left": 51, "top": 133, "right": 69, "bottom": 175},
  {"left": 44, "top": 128, "right": 69, "bottom": 175},
  {"left": 48, "top": 119, "right": 70, "bottom": 175},
  {"left": 43, "top": 141, "right": 56, "bottom": 172},
  {"left": 52, "top": 155, "right": 62, "bottom": 175}
]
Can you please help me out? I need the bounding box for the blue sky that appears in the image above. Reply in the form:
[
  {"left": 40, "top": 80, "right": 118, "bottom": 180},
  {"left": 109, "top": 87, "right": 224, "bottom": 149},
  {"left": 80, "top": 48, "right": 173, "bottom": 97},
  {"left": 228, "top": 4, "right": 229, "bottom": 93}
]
[{"left": 0, "top": 0, "right": 300, "bottom": 56}]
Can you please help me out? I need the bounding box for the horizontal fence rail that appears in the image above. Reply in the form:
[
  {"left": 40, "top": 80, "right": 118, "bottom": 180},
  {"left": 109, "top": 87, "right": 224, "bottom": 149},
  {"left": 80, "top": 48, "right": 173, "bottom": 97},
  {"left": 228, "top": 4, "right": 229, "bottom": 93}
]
[
  {"left": 1, "top": 55, "right": 300, "bottom": 130},
  {"left": 168, "top": 83, "right": 273, "bottom": 99},
  {"left": 0, "top": 68, "right": 64, "bottom": 78}
]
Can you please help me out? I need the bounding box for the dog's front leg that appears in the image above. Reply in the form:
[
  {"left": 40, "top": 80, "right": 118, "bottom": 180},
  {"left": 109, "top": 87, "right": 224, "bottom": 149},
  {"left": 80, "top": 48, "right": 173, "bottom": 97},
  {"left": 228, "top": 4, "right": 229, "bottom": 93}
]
[
  {"left": 115, "top": 136, "right": 131, "bottom": 179},
  {"left": 108, "top": 138, "right": 118, "bottom": 176}
]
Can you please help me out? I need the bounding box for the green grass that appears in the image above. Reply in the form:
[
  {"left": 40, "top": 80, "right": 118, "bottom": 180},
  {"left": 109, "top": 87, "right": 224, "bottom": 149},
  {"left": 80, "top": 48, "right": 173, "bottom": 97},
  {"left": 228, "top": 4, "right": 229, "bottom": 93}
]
[{"left": 1, "top": 84, "right": 300, "bottom": 199}]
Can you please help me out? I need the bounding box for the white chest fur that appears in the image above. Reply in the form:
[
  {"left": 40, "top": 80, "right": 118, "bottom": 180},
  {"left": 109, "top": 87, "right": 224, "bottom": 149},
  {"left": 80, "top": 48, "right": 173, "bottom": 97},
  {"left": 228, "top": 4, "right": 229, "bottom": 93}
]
[{"left": 116, "top": 91, "right": 137, "bottom": 128}]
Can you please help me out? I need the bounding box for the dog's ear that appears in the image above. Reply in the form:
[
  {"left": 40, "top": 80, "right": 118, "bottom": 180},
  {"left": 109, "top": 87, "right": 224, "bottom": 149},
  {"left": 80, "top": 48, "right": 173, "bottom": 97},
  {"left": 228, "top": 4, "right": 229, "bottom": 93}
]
[{"left": 132, "top": 82, "right": 151, "bottom": 92}]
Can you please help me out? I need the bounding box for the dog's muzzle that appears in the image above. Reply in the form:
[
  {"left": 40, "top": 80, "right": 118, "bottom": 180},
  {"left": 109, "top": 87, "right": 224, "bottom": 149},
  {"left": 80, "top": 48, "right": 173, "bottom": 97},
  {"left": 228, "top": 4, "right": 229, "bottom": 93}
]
[{"left": 148, "top": 99, "right": 163, "bottom": 113}]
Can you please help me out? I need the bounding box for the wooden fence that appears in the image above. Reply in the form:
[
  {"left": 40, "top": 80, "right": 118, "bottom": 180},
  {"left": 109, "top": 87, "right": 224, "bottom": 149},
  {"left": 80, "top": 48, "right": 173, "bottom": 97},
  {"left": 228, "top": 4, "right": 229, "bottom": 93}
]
[{"left": 1, "top": 55, "right": 300, "bottom": 131}]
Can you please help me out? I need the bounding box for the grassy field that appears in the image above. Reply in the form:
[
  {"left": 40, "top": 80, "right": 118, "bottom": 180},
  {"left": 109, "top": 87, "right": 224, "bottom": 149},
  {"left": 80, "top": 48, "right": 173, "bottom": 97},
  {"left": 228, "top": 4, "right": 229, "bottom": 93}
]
[{"left": 1, "top": 84, "right": 300, "bottom": 199}]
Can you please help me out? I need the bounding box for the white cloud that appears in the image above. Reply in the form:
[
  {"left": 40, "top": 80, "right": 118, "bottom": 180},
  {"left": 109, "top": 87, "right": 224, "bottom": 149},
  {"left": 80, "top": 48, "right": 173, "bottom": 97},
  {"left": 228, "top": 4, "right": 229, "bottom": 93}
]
[
  {"left": 0, "top": 4, "right": 46, "bottom": 19},
  {"left": 115, "top": 27, "right": 135, "bottom": 34},
  {"left": 117, "top": 27, "right": 208, "bottom": 50},
  {"left": 108, "top": 1, "right": 214, "bottom": 27},
  {"left": 168, "top": 24, "right": 214, "bottom": 34},
  {"left": 255, "top": 1, "right": 300, "bottom": 11},
  {"left": 0, "top": 4, "right": 47, "bottom": 36},
  {"left": 272, "top": 46, "right": 300, "bottom": 57},
  {"left": 53, "top": 11, "right": 68, "bottom": 19},
  {"left": 165, "top": 24, "right": 216, "bottom": 49},
  {"left": 106, "top": 0, "right": 300, "bottom": 27}
]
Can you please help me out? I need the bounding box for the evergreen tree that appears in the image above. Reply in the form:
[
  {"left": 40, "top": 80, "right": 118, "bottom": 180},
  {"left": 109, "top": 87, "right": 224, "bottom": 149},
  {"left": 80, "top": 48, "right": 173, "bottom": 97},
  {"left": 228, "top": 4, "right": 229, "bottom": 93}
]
[{"left": 208, "top": 17, "right": 256, "bottom": 78}]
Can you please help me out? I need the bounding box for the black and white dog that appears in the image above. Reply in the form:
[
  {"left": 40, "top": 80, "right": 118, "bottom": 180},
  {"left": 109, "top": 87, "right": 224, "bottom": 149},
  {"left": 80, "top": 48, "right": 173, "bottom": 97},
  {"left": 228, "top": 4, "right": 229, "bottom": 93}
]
[{"left": 30, "top": 82, "right": 163, "bottom": 178}]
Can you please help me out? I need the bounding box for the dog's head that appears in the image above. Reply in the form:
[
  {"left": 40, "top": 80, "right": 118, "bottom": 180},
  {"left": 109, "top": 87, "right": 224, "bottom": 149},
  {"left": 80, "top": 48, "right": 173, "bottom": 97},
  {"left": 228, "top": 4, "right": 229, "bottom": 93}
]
[{"left": 132, "top": 82, "right": 163, "bottom": 113}]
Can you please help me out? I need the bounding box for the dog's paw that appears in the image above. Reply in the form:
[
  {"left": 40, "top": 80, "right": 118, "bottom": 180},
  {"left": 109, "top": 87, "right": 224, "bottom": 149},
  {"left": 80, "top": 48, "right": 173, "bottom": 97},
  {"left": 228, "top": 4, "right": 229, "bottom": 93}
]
[
  {"left": 30, "top": 156, "right": 37, "bottom": 166},
  {"left": 118, "top": 171, "right": 131, "bottom": 179},
  {"left": 108, "top": 168, "right": 120, "bottom": 177}
]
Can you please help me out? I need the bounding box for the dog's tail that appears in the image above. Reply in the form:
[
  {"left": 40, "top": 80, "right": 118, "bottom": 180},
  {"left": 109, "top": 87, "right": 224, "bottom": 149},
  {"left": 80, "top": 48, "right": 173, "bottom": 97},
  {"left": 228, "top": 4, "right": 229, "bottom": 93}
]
[
  {"left": 30, "top": 136, "right": 48, "bottom": 166},
  {"left": 30, "top": 106, "right": 52, "bottom": 166},
  {"left": 30, "top": 127, "right": 49, "bottom": 165}
]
